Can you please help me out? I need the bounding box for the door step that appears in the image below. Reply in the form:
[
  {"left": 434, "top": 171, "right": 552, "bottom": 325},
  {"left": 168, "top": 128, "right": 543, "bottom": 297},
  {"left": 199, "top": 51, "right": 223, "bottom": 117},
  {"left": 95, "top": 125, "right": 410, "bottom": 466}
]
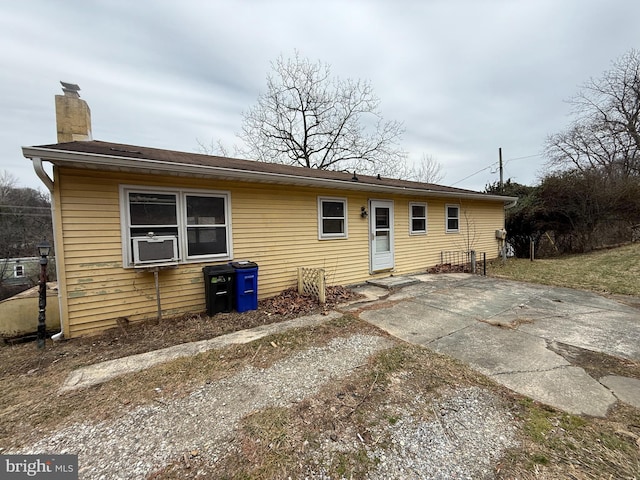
[{"left": 366, "top": 276, "right": 419, "bottom": 290}]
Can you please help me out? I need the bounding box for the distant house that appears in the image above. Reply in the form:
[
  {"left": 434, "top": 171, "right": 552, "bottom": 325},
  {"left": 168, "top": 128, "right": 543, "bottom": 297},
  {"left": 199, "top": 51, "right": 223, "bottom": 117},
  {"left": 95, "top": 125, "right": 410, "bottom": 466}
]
[
  {"left": 22, "top": 84, "right": 517, "bottom": 338},
  {"left": 0, "top": 257, "right": 39, "bottom": 287}
]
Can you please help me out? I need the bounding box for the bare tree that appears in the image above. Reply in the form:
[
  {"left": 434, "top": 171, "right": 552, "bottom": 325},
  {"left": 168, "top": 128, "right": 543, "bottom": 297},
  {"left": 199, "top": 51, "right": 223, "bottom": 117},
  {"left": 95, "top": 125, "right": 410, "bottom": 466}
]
[
  {"left": 459, "top": 208, "right": 478, "bottom": 254},
  {"left": 0, "top": 172, "right": 53, "bottom": 262},
  {"left": 406, "top": 154, "right": 444, "bottom": 183},
  {"left": 545, "top": 49, "right": 640, "bottom": 177},
  {"left": 239, "top": 51, "right": 406, "bottom": 175},
  {"left": 196, "top": 138, "right": 246, "bottom": 158},
  {"left": 0, "top": 170, "right": 17, "bottom": 203},
  {"left": 382, "top": 154, "right": 444, "bottom": 183}
]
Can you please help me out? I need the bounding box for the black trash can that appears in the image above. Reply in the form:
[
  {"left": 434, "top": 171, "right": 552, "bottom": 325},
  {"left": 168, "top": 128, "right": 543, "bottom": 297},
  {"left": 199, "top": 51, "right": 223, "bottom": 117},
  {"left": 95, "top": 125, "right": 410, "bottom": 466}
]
[
  {"left": 230, "top": 261, "right": 258, "bottom": 312},
  {"left": 202, "top": 265, "right": 235, "bottom": 315}
]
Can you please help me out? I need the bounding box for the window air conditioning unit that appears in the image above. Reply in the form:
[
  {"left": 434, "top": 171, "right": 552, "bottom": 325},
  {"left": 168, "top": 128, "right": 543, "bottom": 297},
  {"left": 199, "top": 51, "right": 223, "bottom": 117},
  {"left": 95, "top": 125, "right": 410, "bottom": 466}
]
[{"left": 132, "top": 235, "right": 178, "bottom": 265}]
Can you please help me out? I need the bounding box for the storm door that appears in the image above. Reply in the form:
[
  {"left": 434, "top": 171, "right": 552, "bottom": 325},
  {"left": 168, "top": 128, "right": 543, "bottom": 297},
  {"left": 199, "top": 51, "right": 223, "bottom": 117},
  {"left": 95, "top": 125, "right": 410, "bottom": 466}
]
[{"left": 369, "top": 200, "right": 394, "bottom": 272}]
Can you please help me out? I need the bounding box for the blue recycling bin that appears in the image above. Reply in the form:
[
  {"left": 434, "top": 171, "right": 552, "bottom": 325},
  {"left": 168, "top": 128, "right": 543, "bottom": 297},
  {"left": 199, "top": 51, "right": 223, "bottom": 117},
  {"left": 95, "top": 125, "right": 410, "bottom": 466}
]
[{"left": 231, "top": 261, "right": 258, "bottom": 312}]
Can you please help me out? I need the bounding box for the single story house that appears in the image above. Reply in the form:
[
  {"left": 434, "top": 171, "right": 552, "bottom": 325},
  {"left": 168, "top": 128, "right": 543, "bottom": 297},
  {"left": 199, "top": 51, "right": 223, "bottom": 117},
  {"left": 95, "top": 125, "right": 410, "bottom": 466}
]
[
  {"left": 0, "top": 257, "right": 40, "bottom": 287},
  {"left": 22, "top": 84, "right": 517, "bottom": 338}
]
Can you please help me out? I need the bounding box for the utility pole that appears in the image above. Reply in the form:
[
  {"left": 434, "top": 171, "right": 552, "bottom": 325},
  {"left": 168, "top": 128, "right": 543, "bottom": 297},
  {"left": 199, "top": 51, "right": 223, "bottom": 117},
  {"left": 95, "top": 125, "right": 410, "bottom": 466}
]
[{"left": 498, "top": 147, "right": 504, "bottom": 192}]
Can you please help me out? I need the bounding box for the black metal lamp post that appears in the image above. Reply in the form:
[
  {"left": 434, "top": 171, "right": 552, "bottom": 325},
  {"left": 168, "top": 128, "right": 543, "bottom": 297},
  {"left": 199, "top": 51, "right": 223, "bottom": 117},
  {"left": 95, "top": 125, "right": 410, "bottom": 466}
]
[{"left": 37, "top": 241, "right": 51, "bottom": 349}]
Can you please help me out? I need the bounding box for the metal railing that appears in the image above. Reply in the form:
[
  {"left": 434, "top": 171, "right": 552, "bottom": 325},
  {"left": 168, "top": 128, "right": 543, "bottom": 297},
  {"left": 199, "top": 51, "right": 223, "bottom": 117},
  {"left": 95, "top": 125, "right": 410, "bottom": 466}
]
[{"left": 436, "top": 250, "right": 486, "bottom": 275}]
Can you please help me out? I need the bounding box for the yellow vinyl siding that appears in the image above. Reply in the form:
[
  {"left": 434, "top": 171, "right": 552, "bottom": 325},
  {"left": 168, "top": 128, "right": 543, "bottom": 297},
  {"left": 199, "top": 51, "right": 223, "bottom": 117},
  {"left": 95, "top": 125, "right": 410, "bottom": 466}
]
[
  {"left": 395, "top": 198, "right": 504, "bottom": 273},
  {"left": 55, "top": 167, "right": 506, "bottom": 337},
  {"left": 231, "top": 185, "right": 371, "bottom": 294},
  {"left": 392, "top": 198, "right": 505, "bottom": 274}
]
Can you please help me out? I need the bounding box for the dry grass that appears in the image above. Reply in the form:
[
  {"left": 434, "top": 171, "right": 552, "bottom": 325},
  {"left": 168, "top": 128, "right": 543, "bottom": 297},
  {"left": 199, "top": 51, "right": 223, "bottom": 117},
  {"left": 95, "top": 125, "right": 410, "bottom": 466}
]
[
  {"left": 147, "top": 341, "right": 640, "bottom": 480},
  {"left": 0, "top": 287, "right": 363, "bottom": 450},
  {"left": 149, "top": 342, "right": 498, "bottom": 479},
  {"left": 2, "top": 275, "right": 640, "bottom": 478},
  {"left": 485, "top": 244, "right": 640, "bottom": 478},
  {"left": 0, "top": 314, "right": 379, "bottom": 451},
  {"left": 496, "top": 342, "right": 640, "bottom": 479},
  {"left": 489, "top": 242, "right": 640, "bottom": 296},
  {"left": 499, "top": 401, "right": 640, "bottom": 480}
]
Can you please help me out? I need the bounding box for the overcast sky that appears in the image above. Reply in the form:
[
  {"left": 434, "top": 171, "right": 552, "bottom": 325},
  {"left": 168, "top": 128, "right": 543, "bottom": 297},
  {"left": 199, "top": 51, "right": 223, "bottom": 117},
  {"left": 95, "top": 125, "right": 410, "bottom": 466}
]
[{"left": 1, "top": 0, "right": 638, "bottom": 192}]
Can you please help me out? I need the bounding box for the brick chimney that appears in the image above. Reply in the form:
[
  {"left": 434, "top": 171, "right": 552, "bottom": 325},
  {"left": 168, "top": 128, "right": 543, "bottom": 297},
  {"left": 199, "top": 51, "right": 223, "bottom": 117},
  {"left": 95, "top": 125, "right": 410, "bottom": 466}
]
[{"left": 55, "top": 82, "right": 92, "bottom": 143}]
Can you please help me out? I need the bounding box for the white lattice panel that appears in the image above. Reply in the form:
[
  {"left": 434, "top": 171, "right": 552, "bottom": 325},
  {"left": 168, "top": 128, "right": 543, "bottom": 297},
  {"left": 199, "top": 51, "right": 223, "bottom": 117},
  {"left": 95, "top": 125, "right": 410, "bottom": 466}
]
[{"left": 297, "top": 267, "right": 326, "bottom": 303}]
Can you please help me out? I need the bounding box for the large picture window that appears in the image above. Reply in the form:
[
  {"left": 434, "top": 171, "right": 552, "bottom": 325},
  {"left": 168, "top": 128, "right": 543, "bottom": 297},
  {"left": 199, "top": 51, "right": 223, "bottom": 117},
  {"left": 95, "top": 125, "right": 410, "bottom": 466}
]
[
  {"left": 446, "top": 204, "right": 460, "bottom": 233},
  {"left": 121, "top": 186, "right": 232, "bottom": 266},
  {"left": 318, "top": 197, "right": 347, "bottom": 239},
  {"left": 409, "top": 202, "right": 427, "bottom": 234}
]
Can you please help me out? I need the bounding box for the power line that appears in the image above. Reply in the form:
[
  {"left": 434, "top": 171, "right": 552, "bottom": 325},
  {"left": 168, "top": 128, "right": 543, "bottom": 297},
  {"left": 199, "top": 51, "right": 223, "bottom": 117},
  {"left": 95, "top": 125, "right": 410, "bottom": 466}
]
[
  {"left": 450, "top": 153, "right": 543, "bottom": 186},
  {"left": 504, "top": 153, "right": 542, "bottom": 164},
  {"left": 450, "top": 164, "right": 495, "bottom": 186},
  {"left": 0, "top": 205, "right": 51, "bottom": 210},
  {"left": 0, "top": 213, "right": 51, "bottom": 217}
]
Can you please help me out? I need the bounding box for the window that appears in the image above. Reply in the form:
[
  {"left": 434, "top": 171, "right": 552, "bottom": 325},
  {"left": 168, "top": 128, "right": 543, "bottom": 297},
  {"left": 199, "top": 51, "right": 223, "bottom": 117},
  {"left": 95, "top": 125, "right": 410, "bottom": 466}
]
[
  {"left": 446, "top": 204, "right": 460, "bottom": 233},
  {"left": 185, "top": 195, "right": 228, "bottom": 256},
  {"left": 121, "top": 186, "right": 232, "bottom": 266},
  {"left": 14, "top": 264, "right": 25, "bottom": 278},
  {"left": 410, "top": 202, "right": 427, "bottom": 234},
  {"left": 318, "top": 197, "right": 347, "bottom": 239}
]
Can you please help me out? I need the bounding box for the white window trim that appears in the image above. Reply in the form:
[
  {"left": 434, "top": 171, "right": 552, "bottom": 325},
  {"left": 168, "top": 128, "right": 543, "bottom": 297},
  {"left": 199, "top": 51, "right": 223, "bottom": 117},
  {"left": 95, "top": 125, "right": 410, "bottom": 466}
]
[
  {"left": 317, "top": 197, "right": 348, "bottom": 240},
  {"left": 409, "top": 202, "right": 427, "bottom": 235},
  {"left": 14, "top": 264, "right": 25, "bottom": 278},
  {"left": 445, "top": 204, "right": 460, "bottom": 233},
  {"left": 119, "top": 185, "right": 233, "bottom": 267}
]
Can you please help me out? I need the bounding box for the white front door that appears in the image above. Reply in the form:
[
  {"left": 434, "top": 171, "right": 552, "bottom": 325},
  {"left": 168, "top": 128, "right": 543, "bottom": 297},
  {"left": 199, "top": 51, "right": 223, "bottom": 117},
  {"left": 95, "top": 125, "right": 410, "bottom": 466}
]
[{"left": 369, "top": 200, "right": 394, "bottom": 272}]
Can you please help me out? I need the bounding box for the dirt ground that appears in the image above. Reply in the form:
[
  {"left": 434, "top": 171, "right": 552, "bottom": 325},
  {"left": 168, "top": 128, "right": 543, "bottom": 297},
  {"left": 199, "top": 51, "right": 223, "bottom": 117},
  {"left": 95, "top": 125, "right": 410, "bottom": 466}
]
[
  {"left": 1, "top": 286, "right": 358, "bottom": 376},
  {"left": 1, "top": 283, "right": 639, "bottom": 479},
  {"left": 0, "top": 286, "right": 366, "bottom": 449}
]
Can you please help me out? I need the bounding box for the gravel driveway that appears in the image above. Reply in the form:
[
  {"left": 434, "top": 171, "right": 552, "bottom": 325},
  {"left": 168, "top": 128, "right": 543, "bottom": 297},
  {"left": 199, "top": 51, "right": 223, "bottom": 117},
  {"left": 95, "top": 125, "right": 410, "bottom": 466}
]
[{"left": 14, "top": 333, "right": 518, "bottom": 479}]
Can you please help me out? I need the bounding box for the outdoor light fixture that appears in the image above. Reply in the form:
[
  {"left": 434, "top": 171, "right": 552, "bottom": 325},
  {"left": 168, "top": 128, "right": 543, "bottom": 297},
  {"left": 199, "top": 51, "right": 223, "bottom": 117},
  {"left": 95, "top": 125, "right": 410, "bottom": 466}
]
[
  {"left": 38, "top": 241, "right": 51, "bottom": 258},
  {"left": 37, "top": 240, "right": 51, "bottom": 349},
  {"left": 360, "top": 206, "right": 368, "bottom": 218}
]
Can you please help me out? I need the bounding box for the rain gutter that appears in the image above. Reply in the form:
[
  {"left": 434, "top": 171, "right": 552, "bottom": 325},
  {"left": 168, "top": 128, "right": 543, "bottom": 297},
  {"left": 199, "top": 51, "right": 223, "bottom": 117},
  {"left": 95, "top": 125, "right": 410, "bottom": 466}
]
[
  {"left": 30, "top": 157, "right": 64, "bottom": 341},
  {"left": 22, "top": 146, "right": 518, "bottom": 205}
]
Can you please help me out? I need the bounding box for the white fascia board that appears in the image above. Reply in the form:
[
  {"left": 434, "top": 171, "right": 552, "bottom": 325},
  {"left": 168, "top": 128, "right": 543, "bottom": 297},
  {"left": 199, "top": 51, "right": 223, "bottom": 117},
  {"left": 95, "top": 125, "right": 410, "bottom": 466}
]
[{"left": 22, "top": 146, "right": 518, "bottom": 204}]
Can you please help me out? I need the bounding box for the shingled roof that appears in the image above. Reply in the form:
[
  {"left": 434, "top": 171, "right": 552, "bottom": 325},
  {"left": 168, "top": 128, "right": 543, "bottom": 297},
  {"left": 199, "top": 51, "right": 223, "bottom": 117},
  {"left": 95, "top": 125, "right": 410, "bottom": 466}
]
[{"left": 23, "top": 140, "right": 516, "bottom": 203}]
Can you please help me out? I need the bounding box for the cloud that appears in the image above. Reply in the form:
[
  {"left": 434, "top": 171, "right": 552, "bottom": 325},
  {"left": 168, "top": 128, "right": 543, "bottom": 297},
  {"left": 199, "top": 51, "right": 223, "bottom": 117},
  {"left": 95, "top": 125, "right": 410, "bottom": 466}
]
[{"left": 1, "top": 0, "right": 638, "bottom": 192}]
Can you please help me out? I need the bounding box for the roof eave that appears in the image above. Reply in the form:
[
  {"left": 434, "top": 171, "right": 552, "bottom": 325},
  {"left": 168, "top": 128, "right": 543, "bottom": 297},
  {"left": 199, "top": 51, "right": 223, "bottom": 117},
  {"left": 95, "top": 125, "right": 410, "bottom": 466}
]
[{"left": 22, "top": 146, "right": 518, "bottom": 204}]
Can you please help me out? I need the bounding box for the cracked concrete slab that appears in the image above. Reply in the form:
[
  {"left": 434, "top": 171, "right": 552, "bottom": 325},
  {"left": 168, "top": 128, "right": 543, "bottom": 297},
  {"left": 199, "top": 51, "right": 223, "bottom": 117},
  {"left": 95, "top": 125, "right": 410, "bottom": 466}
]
[
  {"left": 539, "top": 286, "right": 640, "bottom": 312},
  {"left": 488, "top": 304, "right": 559, "bottom": 326},
  {"left": 600, "top": 375, "right": 640, "bottom": 409},
  {"left": 357, "top": 274, "right": 640, "bottom": 417},
  {"left": 386, "top": 282, "right": 441, "bottom": 301},
  {"left": 410, "top": 288, "right": 512, "bottom": 319},
  {"left": 428, "top": 322, "right": 569, "bottom": 376},
  {"left": 524, "top": 290, "right": 638, "bottom": 316},
  {"left": 496, "top": 367, "right": 616, "bottom": 417},
  {"left": 359, "top": 300, "right": 475, "bottom": 344},
  {"left": 347, "top": 284, "right": 389, "bottom": 304},
  {"left": 367, "top": 276, "right": 420, "bottom": 289},
  {"left": 517, "top": 309, "right": 640, "bottom": 361},
  {"left": 409, "top": 281, "right": 549, "bottom": 320}
]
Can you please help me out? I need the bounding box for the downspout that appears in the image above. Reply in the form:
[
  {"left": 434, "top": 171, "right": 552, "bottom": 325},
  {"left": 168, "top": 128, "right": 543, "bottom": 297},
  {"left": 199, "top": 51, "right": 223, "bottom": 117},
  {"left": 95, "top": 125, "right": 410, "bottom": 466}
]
[
  {"left": 32, "top": 157, "right": 53, "bottom": 191},
  {"left": 31, "top": 157, "right": 64, "bottom": 341},
  {"left": 501, "top": 198, "right": 518, "bottom": 260}
]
